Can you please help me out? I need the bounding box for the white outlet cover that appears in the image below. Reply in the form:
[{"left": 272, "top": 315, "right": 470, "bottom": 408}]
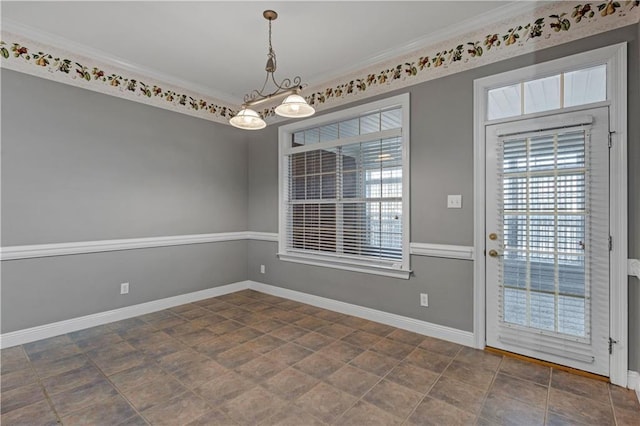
[
  {"left": 420, "top": 293, "right": 428, "bottom": 307},
  {"left": 120, "top": 282, "right": 129, "bottom": 294},
  {"left": 447, "top": 195, "right": 462, "bottom": 209}
]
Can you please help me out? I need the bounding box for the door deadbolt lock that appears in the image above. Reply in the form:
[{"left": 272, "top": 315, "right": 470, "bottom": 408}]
[
  {"left": 489, "top": 233, "right": 498, "bottom": 240},
  {"left": 488, "top": 249, "right": 500, "bottom": 257}
]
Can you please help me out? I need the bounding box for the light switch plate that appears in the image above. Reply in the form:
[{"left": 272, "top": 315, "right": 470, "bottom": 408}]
[{"left": 447, "top": 195, "right": 462, "bottom": 208}]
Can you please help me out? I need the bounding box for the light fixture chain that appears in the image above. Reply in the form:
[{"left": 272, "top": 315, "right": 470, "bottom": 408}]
[
  {"left": 231, "top": 9, "right": 314, "bottom": 128},
  {"left": 268, "top": 18, "right": 272, "bottom": 53}
]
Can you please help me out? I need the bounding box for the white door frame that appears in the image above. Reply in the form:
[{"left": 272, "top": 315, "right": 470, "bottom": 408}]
[{"left": 472, "top": 43, "right": 628, "bottom": 386}]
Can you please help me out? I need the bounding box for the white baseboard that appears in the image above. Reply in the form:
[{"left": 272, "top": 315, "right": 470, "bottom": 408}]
[
  {"left": 2, "top": 278, "right": 637, "bottom": 395},
  {"left": 247, "top": 281, "right": 475, "bottom": 347},
  {"left": 628, "top": 371, "right": 640, "bottom": 402},
  {"left": 0, "top": 279, "right": 475, "bottom": 350},
  {"left": 0, "top": 281, "right": 250, "bottom": 349}
]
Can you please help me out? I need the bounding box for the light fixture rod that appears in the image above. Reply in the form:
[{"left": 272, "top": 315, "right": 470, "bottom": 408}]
[
  {"left": 230, "top": 9, "right": 315, "bottom": 129},
  {"left": 243, "top": 86, "right": 302, "bottom": 108}
]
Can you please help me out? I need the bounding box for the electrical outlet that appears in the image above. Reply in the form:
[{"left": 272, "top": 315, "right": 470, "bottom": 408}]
[
  {"left": 420, "top": 293, "right": 428, "bottom": 307},
  {"left": 120, "top": 282, "right": 129, "bottom": 295},
  {"left": 260, "top": 264, "right": 266, "bottom": 274},
  {"left": 447, "top": 195, "right": 462, "bottom": 209}
]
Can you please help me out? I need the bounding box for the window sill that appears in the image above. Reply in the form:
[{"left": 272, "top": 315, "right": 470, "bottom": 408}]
[{"left": 277, "top": 252, "right": 411, "bottom": 280}]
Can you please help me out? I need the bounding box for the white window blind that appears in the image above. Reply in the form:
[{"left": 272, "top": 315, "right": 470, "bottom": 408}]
[
  {"left": 278, "top": 94, "right": 410, "bottom": 278},
  {"left": 498, "top": 128, "right": 592, "bottom": 341}
]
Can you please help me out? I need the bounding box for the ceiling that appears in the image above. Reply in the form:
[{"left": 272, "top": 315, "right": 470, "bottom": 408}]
[{"left": 2, "top": 1, "right": 516, "bottom": 105}]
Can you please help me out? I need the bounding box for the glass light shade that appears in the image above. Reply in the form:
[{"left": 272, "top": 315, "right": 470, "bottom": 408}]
[
  {"left": 275, "top": 94, "right": 315, "bottom": 118},
  {"left": 229, "top": 108, "right": 266, "bottom": 130}
]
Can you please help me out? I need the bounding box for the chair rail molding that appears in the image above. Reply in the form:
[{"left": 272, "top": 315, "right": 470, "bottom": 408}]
[
  {"left": 629, "top": 259, "right": 640, "bottom": 280},
  {"left": 0, "top": 231, "right": 279, "bottom": 261},
  {"left": 3, "top": 233, "right": 473, "bottom": 262},
  {"left": 410, "top": 243, "right": 474, "bottom": 260}
]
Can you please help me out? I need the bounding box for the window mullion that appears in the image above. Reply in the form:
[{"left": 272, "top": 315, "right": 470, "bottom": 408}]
[{"left": 337, "top": 146, "right": 344, "bottom": 254}]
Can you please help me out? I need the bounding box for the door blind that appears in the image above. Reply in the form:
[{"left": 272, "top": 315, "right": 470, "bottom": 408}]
[{"left": 497, "top": 128, "right": 593, "bottom": 342}]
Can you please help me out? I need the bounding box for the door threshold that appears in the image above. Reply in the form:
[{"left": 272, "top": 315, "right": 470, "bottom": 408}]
[{"left": 485, "top": 346, "right": 609, "bottom": 383}]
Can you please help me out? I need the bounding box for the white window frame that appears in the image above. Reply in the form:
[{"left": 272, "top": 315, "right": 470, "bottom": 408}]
[
  {"left": 278, "top": 93, "right": 411, "bottom": 279},
  {"left": 473, "top": 43, "right": 628, "bottom": 386}
]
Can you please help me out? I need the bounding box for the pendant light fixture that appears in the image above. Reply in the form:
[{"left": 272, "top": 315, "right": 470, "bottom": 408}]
[{"left": 229, "top": 10, "right": 315, "bottom": 130}]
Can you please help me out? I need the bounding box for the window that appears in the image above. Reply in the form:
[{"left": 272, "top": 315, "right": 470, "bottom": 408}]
[
  {"left": 278, "top": 94, "right": 410, "bottom": 279},
  {"left": 487, "top": 64, "right": 606, "bottom": 120},
  {"left": 501, "top": 130, "right": 589, "bottom": 338}
]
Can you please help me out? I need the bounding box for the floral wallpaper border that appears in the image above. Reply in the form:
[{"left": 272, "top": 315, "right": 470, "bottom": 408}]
[
  {"left": 1, "top": 1, "right": 638, "bottom": 125},
  {"left": 261, "top": 0, "right": 639, "bottom": 119},
  {"left": 0, "top": 33, "right": 237, "bottom": 125}
]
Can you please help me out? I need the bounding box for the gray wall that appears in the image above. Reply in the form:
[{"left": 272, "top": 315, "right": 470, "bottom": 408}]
[
  {"left": 2, "top": 70, "right": 248, "bottom": 245},
  {"left": 1, "top": 70, "right": 249, "bottom": 332},
  {"left": 247, "top": 25, "right": 640, "bottom": 370},
  {"left": 2, "top": 24, "right": 638, "bottom": 372}
]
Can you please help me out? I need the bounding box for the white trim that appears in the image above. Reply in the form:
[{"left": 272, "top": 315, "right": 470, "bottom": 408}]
[
  {"left": 278, "top": 93, "right": 411, "bottom": 278},
  {"left": 277, "top": 253, "right": 411, "bottom": 280},
  {"left": 0, "top": 231, "right": 254, "bottom": 261},
  {"left": 608, "top": 42, "right": 629, "bottom": 387},
  {"left": 3, "top": 4, "right": 637, "bottom": 125},
  {"left": 304, "top": 1, "right": 535, "bottom": 90},
  {"left": 0, "top": 281, "right": 250, "bottom": 349},
  {"left": 629, "top": 259, "right": 640, "bottom": 280},
  {"left": 1, "top": 19, "right": 237, "bottom": 105},
  {"left": 1, "top": 232, "right": 474, "bottom": 262},
  {"left": 1, "top": 278, "right": 475, "bottom": 350},
  {"left": 0, "top": 2, "right": 547, "bottom": 109},
  {"left": 245, "top": 232, "right": 278, "bottom": 242},
  {"left": 410, "top": 243, "right": 474, "bottom": 260},
  {"left": 248, "top": 281, "right": 474, "bottom": 347},
  {"left": 473, "top": 66, "right": 488, "bottom": 350},
  {"left": 473, "top": 43, "right": 629, "bottom": 386},
  {"left": 628, "top": 371, "right": 640, "bottom": 403},
  {"left": 0, "top": 30, "right": 236, "bottom": 126}
]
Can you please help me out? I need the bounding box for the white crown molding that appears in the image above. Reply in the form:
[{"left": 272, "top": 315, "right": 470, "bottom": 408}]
[
  {"left": 2, "top": 2, "right": 637, "bottom": 124},
  {"left": 0, "top": 30, "right": 237, "bottom": 125},
  {"left": 1, "top": 19, "right": 238, "bottom": 105},
  {"left": 1, "top": 2, "right": 533, "bottom": 108},
  {"left": 410, "top": 243, "right": 474, "bottom": 260},
  {"left": 298, "top": 1, "right": 640, "bottom": 117},
  {"left": 305, "top": 0, "right": 536, "bottom": 88}
]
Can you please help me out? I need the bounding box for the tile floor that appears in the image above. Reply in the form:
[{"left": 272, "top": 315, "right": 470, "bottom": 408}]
[{"left": 1, "top": 289, "right": 639, "bottom": 425}]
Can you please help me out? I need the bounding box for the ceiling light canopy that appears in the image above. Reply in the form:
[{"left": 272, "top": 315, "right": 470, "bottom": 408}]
[{"left": 229, "top": 10, "right": 315, "bottom": 130}]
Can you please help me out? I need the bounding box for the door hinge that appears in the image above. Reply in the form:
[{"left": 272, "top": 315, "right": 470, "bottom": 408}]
[
  {"left": 608, "top": 337, "right": 618, "bottom": 354},
  {"left": 608, "top": 236, "right": 613, "bottom": 251},
  {"left": 608, "top": 131, "right": 615, "bottom": 148}
]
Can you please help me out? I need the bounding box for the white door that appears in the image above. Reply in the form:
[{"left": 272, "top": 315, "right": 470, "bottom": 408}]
[{"left": 485, "top": 107, "right": 610, "bottom": 376}]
